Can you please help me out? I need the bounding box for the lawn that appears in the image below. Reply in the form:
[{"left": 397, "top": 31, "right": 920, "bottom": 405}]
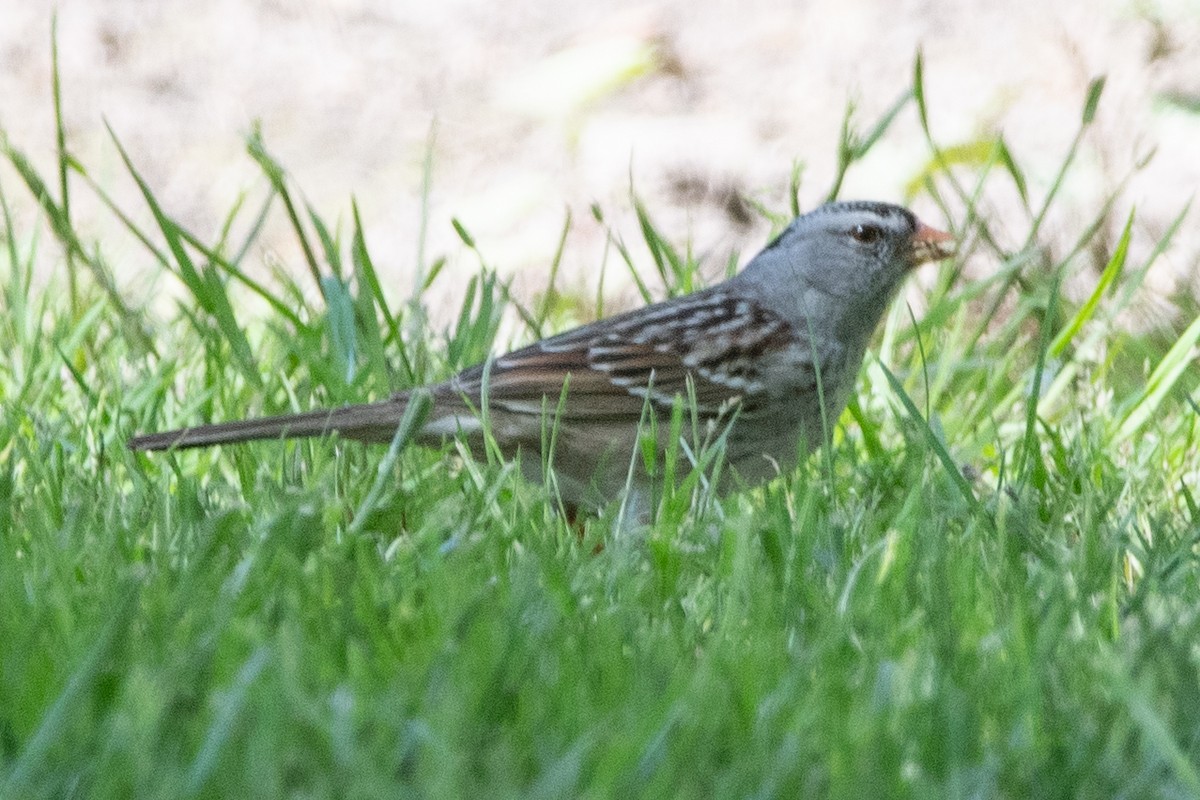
[{"left": 2, "top": 60, "right": 1199, "bottom": 798}]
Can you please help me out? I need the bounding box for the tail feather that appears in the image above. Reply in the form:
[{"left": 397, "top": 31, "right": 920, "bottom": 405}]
[{"left": 128, "top": 398, "right": 411, "bottom": 451}]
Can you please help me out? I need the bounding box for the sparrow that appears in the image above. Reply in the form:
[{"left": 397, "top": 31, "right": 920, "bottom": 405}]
[{"left": 130, "top": 201, "right": 955, "bottom": 516}]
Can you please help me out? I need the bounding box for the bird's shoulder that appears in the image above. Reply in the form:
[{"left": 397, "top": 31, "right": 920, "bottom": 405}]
[
  {"left": 430, "top": 287, "right": 806, "bottom": 416},
  {"left": 538, "top": 285, "right": 796, "bottom": 354}
]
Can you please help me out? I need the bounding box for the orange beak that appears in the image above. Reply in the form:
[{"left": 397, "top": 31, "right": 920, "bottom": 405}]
[{"left": 910, "top": 220, "right": 956, "bottom": 266}]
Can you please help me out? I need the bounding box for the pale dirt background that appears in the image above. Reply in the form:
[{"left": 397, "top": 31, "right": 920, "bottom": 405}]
[{"left": 2, "top": 0, "right": 1199, "bottom": 326}]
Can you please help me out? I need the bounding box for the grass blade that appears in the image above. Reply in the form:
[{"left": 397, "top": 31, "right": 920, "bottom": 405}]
[
  {"left": 1049, "top": 208, "right": 1132, "bottom": 358},
  {"left": 246, "top": 127, "right": 323, "bottom": 287},
  {"left": 879, "top": 360, "right": 994, "bottom": 530},
  {"left": 107, "top": 121, "right": 261, "bottom": 385},
  {"left": 50, "top": 13, "right": 75, "bottom": 312},
  {"left": 0, "top": 137, "right": 154, "bottom": 353},
  {"left": 1114, "top": 310, "right": 1200, "bottom": 443}
]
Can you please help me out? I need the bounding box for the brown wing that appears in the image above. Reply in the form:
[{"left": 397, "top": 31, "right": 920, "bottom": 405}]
[{"left": 437, "top": 289, "right": 799, "bottom": 424}]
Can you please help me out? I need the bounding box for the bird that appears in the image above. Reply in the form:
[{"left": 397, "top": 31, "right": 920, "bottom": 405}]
[{"left": 129, "top": 200, "right": 955, "bottom": 518}]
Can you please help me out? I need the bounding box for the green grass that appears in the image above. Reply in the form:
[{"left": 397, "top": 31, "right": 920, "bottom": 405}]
[{"left": 3, "top": 54, "right": 1200, "bottom": 798}]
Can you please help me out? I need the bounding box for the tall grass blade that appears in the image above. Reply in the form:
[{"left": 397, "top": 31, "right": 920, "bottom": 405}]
[
  {"left": 1114, "top": 311, "right": 1200, "bottom": 443},
  {"left": 246, "top": 127, "right": 323, "bottom": 287},
  {"left": 1, "top": 138, "right": 153, "bottom": 352},
  {"left": 879, "top": 360, "right": 994, "bottom": 530},
  {"left": 107, "top": 122, "right": 260, "bottom": 384}
]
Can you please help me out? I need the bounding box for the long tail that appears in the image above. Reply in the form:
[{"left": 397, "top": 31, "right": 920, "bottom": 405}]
[{"left": 128, "top": 397, "right": 413, "bottom": 451}]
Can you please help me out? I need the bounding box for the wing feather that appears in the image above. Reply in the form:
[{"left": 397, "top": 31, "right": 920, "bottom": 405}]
[{"left": 437, "top": 288, "right": 802, "bottom": 423}]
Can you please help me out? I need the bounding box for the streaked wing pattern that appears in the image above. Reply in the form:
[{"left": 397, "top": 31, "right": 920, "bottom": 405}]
[{"left": 442, "top": 290, "right": 800, "bottom": 423}]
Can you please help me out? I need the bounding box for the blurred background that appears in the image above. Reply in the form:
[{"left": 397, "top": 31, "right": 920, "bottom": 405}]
[{"left": 2, "top": 0, "right": 1198, "bottom": 322}]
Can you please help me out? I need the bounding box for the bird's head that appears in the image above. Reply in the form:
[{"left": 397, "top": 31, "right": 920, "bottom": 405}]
[{"left": 739, "top": 200, "right": 956, "bottom": 341}]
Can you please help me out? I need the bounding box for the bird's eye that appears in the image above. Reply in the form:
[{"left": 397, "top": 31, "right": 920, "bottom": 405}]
[{"left": 849, "top": 223, "right": 883, "bottom": 244}]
